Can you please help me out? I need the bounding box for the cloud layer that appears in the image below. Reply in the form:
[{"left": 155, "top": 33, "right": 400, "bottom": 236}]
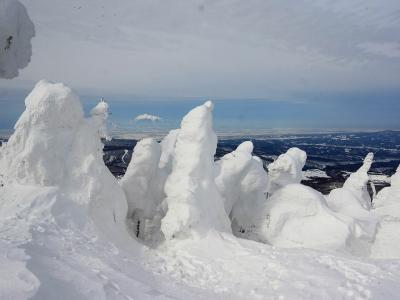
[{"left": 2, "top": 0, "right": 399, "bottom": 99}]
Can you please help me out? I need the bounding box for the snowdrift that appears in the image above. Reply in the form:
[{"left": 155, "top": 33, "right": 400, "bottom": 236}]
[
  {"left": 1, "top": 80, "right": 400, "bottom": 299},
  {"left": 0, "top": 0, "right": 35, "bottom": 78}
]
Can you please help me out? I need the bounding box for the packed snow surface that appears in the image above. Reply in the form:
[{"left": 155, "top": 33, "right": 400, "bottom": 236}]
[
  {"left": 1, "top": 81, "right": 400, "bottom": 299},
  {"left": 0, "top": 0, "right": 34, "bottom": 78}
]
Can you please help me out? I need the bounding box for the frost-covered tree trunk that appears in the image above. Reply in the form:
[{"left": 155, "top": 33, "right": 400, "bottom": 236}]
[
  {"left": 161, "top": 101, "right": 231, "bottom": 240},
  {"left": 0, "top": 0, "right": 35, "bottom": 78}
]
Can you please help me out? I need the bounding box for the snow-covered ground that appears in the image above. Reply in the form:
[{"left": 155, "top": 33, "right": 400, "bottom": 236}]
[{"left": 1, "top": 81, "right": 400, "bottom": 299}]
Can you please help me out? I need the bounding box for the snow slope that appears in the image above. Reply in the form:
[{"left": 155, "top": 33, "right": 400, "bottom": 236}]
[{"left": 1, "top": 81, "right": 400, "bottom": 299}]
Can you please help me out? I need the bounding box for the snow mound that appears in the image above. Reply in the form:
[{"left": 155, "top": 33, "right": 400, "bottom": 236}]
[
  {"left": 0, "top": 80, "right": 84, "bottom": 185},
  {"left": 259, "top": 184, "right": 354, "bottom": 251},
  {"left": 215, "top": 141, "right": 268, "bottom": 240},
  {"left": 0, "top": 0, "right": 35, "bottom": 78},
  {"left": 267, "top": 147, "right": 306, "bottom": 194},
  {"left": 161, "top": 101, "right": 231, "bottom": 240}
]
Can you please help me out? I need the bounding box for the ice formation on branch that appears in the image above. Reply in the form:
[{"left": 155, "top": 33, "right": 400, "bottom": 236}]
[
  {"left": 267, "top": 147, "right": 307, "bottom": 195},
  {"left": 161, "top": 101, "right": 231, "bottom": 240},
  {"left": 259, "top": 184, "right": 354, "bottom": 251},
  {"left": 215, "top": 141, "right": 268, "bottom": 240},
  {"left": 0, "top": 0, "right": 35, "bottom": 78},
  {"left": 0, "top": 80, "right": 84, "bottom": 185}
]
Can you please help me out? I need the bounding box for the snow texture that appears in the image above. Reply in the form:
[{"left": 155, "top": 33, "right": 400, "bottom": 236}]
[
  {"left": 161, "top": 101, "right": 231, "bottom": 240},
  {"left": 0, "top": 80, "right": 84, "bottom": 185},
  {"left": 1, "top": 81, "right": 400, "bottom": 299},
  {"left": 267, "top": 147, "right": 307, "bottom": 194},
  {"left": 0, "top": 0, "right": 34, "bottom": 78},
  {"left": 120, "top": 138, "right": 164, "bottom": 243},
  {"left": 258, "top": 183, "right": 355, "bottom": 251},
  {"left": 215, "top": 141, "right": 268, "bottom": 240}
]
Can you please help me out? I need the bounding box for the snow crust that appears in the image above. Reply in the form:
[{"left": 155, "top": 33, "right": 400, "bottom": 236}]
[
  {"left": 0, "top": 0, "right": 35, "bottom": 78},
  {"left": 1, "top": 81, "right": 400, "bottom": 299}
]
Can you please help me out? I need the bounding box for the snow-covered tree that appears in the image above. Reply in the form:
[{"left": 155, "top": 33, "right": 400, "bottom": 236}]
[
  {"left": 0, "top": 0, "right": 35, "bottom": 78},
  {"left": 120, "top": 138, "right": 164, "bottom": 241},
  {"left": 327, "top": 153, "right": 374, "bottom": 213},
  {"left": 161, "top": 101, "right": 231, "bottom": 240},
  {"left": 326, "top": 153, "right": 379, "bottom": 255},
  {"left": 374, "top": 164, "right": 400, "bottom": 215},
  {"left": 0, "top": 80, "right": 84, "bottom": 185},
  {"left": 267, "top": 147, "right": 307, "bottom": 195},
  {"left": 215, "top": 141, "right": 268, "bottom": 240},
  {"left": 258, "top": 183, "right": 355, "bottom": 251}
]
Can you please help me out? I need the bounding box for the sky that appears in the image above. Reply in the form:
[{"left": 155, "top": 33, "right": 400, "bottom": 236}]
[{"left": 1, "top": 0, "right": 400, "bottom": 131}]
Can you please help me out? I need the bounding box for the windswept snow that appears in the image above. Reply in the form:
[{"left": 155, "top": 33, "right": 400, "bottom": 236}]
[
  {"left": 1, "top": 81, "right": 400, "bottom": 299},
  {"left": 0, "top": 0, "right": 35, "bottom": 78},
  {"left": 135, "top": 114, "right": 161, "bottom": 122}
]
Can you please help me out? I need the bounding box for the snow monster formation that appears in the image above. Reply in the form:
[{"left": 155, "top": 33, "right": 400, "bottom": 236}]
[
  {"left": 0, "top": 80, "right": 84, "bottom": 185},
  {"left": 120, "top": 138, "right": 164, "bottom": 243},
  {"left": 259, "top": 184, "right": 355, "bottom": 251},
  {"left": 0, "top": 80, "right": 128, "bottom": 242},
  {"left": 0, "top": 0, "right": 35, "bottom": 78},
  {"left": 266, "top": 147, "right": 307, "bottom": 195},
  {"left": 374, "top": 164, "right": 400, "bottom": 215},
  {"left": 160, "top": 101, "right": 231, "bottom": 240},
  {"left": 215, "top": 141, "right": 268, "bottom": 241}
]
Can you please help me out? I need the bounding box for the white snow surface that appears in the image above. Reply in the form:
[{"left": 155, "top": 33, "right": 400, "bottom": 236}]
[
  {"left": 1, "top": 82, "right": 400, "bottom": 299},
  {"left": 0, "top": 0, "right": 34, "bottom": 78}
]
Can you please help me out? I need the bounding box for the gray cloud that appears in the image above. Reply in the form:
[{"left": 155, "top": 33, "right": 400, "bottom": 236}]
[{"left": 2, "top": 0, "right": 399, "bottom": 98}]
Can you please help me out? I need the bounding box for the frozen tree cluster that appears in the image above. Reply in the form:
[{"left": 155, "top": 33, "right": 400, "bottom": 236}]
[
  {"left": 1, "top": 80, "right": 399, "bottom": 258},
  {"left": 0, "top": 0, "right": 35, "bottom": 78}
]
